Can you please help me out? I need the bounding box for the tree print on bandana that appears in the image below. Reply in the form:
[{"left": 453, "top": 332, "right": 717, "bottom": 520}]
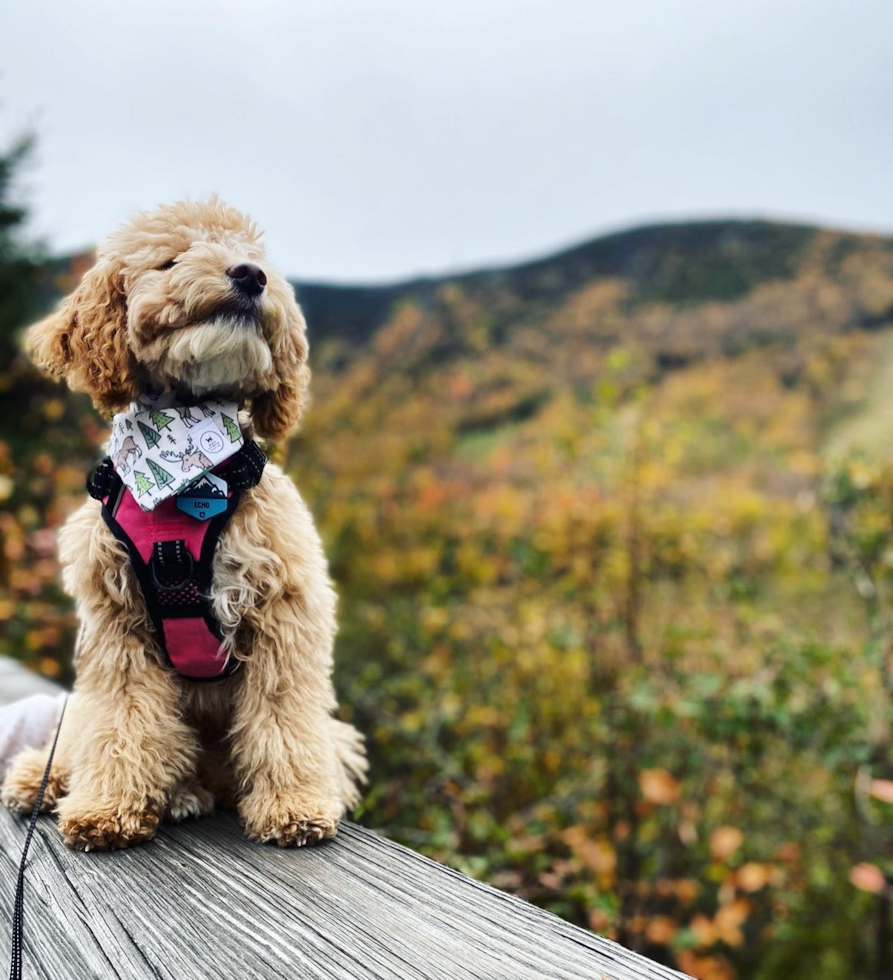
[
  {"left": 132, "top": 471, "right": 154, "bottom": 498},
  {"left": 137, "top": 420, "right": 161, "bottom": 450},
  {"left": 110, "top": 391, "right": 244, "bottom": 511}
]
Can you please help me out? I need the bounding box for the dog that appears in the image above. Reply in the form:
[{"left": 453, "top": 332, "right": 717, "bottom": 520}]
[{"left": 0, "top": 197, "right": 367, "bottom": 850}]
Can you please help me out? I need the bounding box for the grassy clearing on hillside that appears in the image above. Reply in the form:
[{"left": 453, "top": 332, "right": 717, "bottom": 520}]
[{"left": 824, "top": 332, "right": 893, "bottom": 460}]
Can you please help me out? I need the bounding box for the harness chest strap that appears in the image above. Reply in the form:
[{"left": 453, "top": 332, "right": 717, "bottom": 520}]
[{"left": 87, "top": 440, "right": 267, "bottom": 681}]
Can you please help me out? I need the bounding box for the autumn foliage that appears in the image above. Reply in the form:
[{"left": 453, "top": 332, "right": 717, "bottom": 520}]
[{"left": 5, "top": 186, "right": 893, "bottom": 978}]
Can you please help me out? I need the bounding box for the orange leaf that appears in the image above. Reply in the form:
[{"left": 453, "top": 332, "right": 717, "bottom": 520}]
[
  {"left": 645, "top": 916, "right": 676, "bottom": 945},
  {"left": 737, "top": 862, "right": 772, "bottom": 892},
  {"left": 851, "top": 863, "right": 887, "bottom": 894},
  {"left": 710, "top": 826, "right": 743, "bottom": 862},
  {"left": 869, "top": 779, "right": 893, "bottom": 804},
  {"left": 640, "top": 768, "right": 681, "bottom": 805}
]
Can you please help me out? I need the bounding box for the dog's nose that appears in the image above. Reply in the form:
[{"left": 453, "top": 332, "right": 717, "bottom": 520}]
[{"left": 226, "top": 263, "right": 267, "bottom": 297}]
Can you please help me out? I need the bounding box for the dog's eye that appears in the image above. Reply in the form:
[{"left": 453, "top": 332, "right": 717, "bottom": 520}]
[{"left": 157, "top": 258, "right": 177, "bottom": 271}]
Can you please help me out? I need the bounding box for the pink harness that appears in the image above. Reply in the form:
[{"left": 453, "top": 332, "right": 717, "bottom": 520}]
[{"left": 87, "top": 442, "right": 266, "bottom": 681}]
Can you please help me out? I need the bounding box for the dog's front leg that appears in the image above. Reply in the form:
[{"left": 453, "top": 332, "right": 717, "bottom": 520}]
[
  {"left": 56, "top": 622, "right": 198, "bottom": 851},
  {"left": 231, "top": 616, "right": 343, "bottom": 847}
]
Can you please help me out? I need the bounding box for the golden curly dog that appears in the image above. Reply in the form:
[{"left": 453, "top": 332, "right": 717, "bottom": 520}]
[{"left": 0, "top": 198, "right": 366, "bottom": 850}]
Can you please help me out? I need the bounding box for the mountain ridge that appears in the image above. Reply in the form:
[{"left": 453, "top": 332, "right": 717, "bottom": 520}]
[{"left": 293, "top": 218, "right": 893, "bottom": 348}]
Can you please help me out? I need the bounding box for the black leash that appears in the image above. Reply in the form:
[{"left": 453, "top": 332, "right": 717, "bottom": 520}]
[{"left": 8, "top": 695, "right": 68, "bottom": 980}]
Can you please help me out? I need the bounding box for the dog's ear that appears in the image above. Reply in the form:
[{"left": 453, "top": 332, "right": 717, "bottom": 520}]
[
  {"left": 251, "top": 299, "right": 310, "bottom": 441},
  {"left": 25, "top": 258, "right": 138, "bottom": 413}
]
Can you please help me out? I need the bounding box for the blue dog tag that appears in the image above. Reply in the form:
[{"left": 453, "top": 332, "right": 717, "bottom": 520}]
[{"left": 176, "top": 472, "right": 229, "bottom": 521}]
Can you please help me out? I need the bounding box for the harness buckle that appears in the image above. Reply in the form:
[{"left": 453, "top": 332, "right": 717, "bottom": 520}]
[
  {"left": 149, "top": 540, "right": 195, "bottom": 592},
  {"left": 86, "top": 458, "right": 116, "bottom": 500}
]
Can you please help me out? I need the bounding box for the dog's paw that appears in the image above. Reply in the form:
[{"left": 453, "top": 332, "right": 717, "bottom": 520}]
[
  {"left": 164, "top": 781, "right": 215, "bottom": 823},
  {"left": 1, "top": 747, "right": 66, "bottom": 814},
  {"left": 240, "top": 793, "right": 342, "bottom": 848},
  {"left": 57, "top": 797, "right": 162, "bottom": 851}
]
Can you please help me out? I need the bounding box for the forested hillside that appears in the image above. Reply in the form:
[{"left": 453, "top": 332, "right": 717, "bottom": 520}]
[{"left": 6, "top": 215, "right": 893, "bottom": 980}]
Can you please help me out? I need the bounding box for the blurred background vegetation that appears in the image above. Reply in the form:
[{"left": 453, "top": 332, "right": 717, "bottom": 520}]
[{"left": 6, "top": 135, "right": 893, "bottom": 980}]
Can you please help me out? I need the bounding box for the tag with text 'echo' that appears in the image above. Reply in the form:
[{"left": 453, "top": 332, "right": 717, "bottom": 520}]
[{"left": 176, "top": 471, "right": 228, "bottom": 521}]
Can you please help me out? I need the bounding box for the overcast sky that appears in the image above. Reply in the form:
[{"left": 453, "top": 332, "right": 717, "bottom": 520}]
[{"left": 2, "top": 0, "right": 892, "bottom": 282}]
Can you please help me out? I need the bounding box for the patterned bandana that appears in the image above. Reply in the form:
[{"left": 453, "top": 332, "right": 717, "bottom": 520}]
[{"left": 109, "top": 391, "right": 244, "bottom": 511}]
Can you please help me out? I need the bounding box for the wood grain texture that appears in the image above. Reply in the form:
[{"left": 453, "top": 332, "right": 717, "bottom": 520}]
[{"left": 0, "top": 658, "right": 691, "bottom": 980}]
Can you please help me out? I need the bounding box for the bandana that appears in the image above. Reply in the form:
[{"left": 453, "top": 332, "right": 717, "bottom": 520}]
[{"left": 109, "top": 391, "right": 244, "bottom": 511}]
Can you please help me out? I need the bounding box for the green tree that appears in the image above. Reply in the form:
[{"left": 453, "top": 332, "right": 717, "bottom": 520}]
[
  {"left": 137, "top": 420, "right": 160, "bottom": 449},
  {"left": 0, "top": 134, "right": 42, "bottom": 358},
  {"left": 132, "top": 470, "right": 154, "bottom": 497},
  {"left": 147, "top": 458, "right": 174, "bottom": 489},
  {"left": 222, "top": 414, "right": 240, "bottom": 442}
]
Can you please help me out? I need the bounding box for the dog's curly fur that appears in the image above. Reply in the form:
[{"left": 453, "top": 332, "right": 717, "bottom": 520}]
[{"left": 0, "top": 198, "right": 367, "bottom": 850}]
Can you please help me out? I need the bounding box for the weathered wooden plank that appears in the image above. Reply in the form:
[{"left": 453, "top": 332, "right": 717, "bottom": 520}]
[{"left": 0, "top": 658, "right": 691, "bottom": 980}]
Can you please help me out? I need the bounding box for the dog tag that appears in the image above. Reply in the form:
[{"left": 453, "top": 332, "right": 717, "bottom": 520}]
[{"left": 176, "top": 472, "right": 228, "bottom": 521}]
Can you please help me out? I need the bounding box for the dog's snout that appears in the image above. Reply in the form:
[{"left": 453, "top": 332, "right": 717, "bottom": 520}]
[{"left": 226, "top": 262, "right": 267, "bottom": 297}]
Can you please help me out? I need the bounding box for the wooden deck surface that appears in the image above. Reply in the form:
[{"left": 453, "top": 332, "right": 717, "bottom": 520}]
[{"left": 0, "top": 657, "right": 690, "bottom": 979}]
